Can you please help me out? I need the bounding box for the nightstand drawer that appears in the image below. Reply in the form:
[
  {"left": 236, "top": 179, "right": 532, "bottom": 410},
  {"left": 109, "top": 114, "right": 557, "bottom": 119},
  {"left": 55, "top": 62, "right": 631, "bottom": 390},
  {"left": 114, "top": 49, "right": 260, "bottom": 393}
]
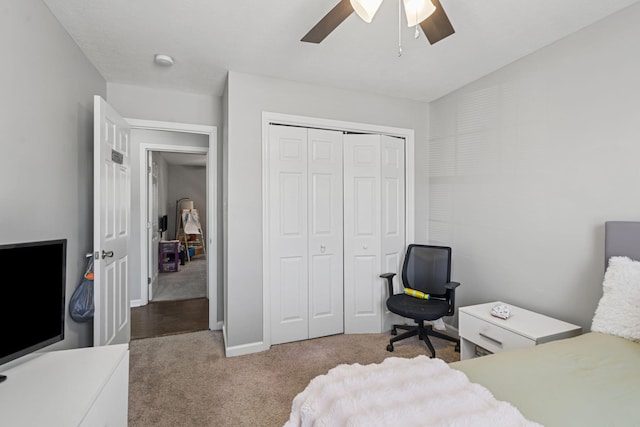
[{"left": 459, "top": 311, "right": 535, "bottom": 354}]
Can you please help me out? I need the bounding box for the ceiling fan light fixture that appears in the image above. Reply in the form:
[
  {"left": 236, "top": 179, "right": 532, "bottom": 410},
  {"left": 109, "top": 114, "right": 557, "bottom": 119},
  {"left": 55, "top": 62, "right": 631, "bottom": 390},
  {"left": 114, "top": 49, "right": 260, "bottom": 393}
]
[
  {"left": 350, "top": 0, "right": 384, "bottom": 23},
  {"left": 403, "top": 0, "right": 436, "bottom": 27}
]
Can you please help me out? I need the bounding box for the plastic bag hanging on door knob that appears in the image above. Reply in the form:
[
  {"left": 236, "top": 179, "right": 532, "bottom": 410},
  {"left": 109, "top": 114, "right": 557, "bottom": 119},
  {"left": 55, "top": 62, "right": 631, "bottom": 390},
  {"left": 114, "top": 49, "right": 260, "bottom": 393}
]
[{"left": 69, "top": 256, "right": 95, "bottom": 323}]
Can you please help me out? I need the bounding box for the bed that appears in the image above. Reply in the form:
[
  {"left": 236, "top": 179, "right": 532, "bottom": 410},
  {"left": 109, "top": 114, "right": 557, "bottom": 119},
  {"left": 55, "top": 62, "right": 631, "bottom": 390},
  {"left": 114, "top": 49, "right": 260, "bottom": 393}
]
[{"left": 284, "top": 221, "right": 640, "bottom": 426}]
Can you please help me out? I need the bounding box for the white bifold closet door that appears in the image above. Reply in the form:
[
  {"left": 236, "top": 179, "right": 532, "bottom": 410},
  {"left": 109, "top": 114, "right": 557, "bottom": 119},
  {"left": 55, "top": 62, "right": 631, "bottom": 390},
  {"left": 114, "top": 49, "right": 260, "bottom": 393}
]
[
  {"left": 343, "top": 134, "right": 406, "bottom": 334},
  {"left": 269, "top": 125, "right": 344, "bottom": 345}
]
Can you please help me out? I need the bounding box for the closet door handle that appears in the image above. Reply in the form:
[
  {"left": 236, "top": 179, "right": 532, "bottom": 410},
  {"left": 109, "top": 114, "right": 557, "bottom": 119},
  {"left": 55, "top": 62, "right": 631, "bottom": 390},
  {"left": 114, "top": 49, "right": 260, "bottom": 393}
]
[{"left": 102, "top": 250, "right": 114, "bottom": 259}]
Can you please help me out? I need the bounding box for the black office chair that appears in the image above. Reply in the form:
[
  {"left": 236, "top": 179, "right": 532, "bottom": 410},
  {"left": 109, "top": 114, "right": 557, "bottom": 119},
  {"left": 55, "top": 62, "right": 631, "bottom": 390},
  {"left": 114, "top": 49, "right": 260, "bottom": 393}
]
[{"left": 380, "top": 244, "right": 460, "bottom": 358}]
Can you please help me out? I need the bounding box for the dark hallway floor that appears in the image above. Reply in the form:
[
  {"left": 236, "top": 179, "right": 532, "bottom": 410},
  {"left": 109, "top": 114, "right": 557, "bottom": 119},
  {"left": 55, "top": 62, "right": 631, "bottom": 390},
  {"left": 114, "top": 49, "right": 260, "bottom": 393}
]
[
  {"left": 130, "top": 254, "right": 208, "bottom": 340},
  {"left": 130, "top": 297, "right": 209, "bottom": 340}
]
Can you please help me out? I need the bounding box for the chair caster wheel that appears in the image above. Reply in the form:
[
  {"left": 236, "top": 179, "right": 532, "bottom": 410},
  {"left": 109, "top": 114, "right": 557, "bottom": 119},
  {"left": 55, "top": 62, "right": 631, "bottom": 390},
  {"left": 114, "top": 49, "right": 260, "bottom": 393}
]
[
  {"left": 387, "top": 344, "right": 394, "bottom": 352},
  {"left": 391, "top": 328, "right": 397, "bottom": 336}
]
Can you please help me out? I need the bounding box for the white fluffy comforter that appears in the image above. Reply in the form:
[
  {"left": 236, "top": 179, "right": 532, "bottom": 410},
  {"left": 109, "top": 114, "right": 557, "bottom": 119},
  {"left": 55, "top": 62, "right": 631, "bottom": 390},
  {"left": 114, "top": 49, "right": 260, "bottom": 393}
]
[{"left": 284, "top": 356, "right": 542, "bottom": 427}]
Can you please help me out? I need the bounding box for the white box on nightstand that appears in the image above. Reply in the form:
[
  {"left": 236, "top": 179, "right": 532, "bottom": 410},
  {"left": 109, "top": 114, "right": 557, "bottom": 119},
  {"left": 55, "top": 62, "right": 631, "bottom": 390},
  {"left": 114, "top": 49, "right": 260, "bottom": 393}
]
[{"left": 458, "top": 301, "right": 581, "bottom": 360}]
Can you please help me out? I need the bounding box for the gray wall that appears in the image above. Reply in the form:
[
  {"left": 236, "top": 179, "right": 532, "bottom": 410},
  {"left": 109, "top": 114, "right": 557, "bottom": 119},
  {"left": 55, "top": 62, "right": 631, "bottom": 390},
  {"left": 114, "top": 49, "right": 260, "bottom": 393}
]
[
  {"left": 106, "top": 83, "right": 221, "bottom": 126},
  {"left": 1, "top": 0, "right": 106, "bottom": 354},
  {"left": 167, "top": 164, "right": 207, "bottom": 241},
  {"left": 224, "top": 71, "right": 430, "bottom": 348},
  {"left": 428, "top": 2, "right": 640, "bottom": 330}
]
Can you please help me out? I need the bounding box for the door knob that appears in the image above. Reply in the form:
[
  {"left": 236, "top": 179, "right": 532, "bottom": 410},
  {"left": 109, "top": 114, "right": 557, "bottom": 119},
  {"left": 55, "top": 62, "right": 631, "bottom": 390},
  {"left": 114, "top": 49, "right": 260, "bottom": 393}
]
[
  {"left": 363, "top": 245, "right": 368, "bottom": 250},
  {"left": 320, "top": 245, "right": 326, "bottom": 253},
  {"left": 101, "top": 250, "right": 114, "bottom": 259}
]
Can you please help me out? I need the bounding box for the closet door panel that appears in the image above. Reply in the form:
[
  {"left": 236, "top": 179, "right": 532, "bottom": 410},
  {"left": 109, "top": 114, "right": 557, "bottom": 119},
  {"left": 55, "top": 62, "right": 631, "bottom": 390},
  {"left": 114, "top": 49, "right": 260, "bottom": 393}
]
[
  {"left": 309, "top": 254, "right": 337, "bottom": 335},
  {"left": 278, "top": 256, "right": 306, "bottom": 320},
  {"left": 308, "top": 129, "right": 344, "bottom": 339},
  {"left": 381, "top": 136, "right": 406, "bottom": 289},
  {"left": 270, "top": 126, "right": 309, "bottom": 345},
  {"left": 353, "top": 255, "right": 377, "bottom": 314},
  {"left": 343, "top": 134, "right": 382, "bottom": 334},
  {"left": 381, "top": 136, "right": 406, "bottom": 331}
]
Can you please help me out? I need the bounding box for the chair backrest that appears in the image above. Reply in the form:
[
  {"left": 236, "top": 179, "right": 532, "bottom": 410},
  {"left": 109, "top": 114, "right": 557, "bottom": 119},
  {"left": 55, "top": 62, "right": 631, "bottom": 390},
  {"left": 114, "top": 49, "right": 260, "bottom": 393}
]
[{"left": 401, "top": 244, "right": 452, "bottom": 296}]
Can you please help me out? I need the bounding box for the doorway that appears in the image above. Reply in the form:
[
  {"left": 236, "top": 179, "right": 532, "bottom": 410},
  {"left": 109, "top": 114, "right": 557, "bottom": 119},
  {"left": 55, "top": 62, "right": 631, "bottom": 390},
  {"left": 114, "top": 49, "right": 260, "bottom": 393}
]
[
  {"left": 133, "top": 149, "right": 208, "bottom": 340},
  {"left": 127, "top": 119, "right": 220, "bottom": 339},
  {"left": 151, "top": 151, "right": 207, "bottom": 303}
]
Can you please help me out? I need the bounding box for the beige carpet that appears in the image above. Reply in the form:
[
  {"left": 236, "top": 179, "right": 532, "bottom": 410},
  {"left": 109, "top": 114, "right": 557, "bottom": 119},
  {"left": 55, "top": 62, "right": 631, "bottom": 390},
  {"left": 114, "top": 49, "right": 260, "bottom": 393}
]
[
  {"left": 128, "top": 329, "right": 460, "bottom": 427},
  {"left": 153, "top": 257, "right": 206, "bottom": 302}
]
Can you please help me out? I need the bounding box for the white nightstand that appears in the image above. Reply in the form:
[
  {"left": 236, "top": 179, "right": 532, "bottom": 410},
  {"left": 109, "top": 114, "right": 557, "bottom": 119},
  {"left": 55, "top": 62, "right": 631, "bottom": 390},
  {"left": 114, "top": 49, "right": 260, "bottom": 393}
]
[{"left": 458, "top": 301, "right": 582, "bottom": 360}]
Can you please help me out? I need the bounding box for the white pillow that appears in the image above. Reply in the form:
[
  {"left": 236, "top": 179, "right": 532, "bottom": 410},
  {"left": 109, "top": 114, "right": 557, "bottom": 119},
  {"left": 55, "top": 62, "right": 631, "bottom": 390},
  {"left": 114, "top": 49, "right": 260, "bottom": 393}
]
[{"left": 591, "top": 256, "right": 640, "bottom": 341}]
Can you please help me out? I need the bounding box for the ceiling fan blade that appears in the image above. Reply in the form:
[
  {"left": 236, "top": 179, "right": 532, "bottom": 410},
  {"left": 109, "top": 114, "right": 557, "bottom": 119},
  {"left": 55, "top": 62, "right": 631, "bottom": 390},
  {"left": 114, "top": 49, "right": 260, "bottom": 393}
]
[
  {"left": 301, "top": 0, "right": 354, "bottom": 43},
  {"left": 419, "top": 0, "right": 455, "bottom": 45}
]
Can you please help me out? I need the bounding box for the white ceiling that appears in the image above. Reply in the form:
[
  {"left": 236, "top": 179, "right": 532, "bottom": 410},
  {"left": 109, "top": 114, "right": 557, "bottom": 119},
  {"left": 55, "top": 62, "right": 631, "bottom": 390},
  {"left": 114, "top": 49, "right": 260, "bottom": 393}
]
[
  {"left": 159, "top": 152, "right": 206, "bottom": 167},
  {"left": 43, "top": 0, "right": 639, "bottom": 103}
]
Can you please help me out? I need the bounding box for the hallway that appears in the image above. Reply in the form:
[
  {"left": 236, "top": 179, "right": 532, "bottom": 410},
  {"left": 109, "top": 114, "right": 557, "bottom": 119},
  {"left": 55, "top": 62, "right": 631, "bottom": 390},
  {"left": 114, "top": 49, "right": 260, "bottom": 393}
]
[
  {"left": 131, "top": 255, "right": 208, "bottom": 340},
  {"left": 131, "top": 297, "right": 208, "bottom": 340}
]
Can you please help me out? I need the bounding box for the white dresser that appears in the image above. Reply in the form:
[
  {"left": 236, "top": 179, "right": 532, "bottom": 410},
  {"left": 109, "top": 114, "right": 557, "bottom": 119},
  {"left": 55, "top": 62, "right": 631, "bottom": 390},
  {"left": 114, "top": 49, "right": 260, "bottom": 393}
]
[
  {"left": 0, "top": 344, "right": 129, "bottom": 426},
  {"left": 459, "top": 302, "right": 581, "bottom": 360}
]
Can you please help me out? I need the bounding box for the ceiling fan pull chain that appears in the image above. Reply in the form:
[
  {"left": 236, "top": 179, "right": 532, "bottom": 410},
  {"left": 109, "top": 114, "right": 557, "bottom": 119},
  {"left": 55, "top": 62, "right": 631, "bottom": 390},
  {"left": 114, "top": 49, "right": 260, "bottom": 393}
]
[
  {"left": 398, "top": 0, "right": 403, "bottom": 56},
  {"left": 413, "top": 3, "right": 420, "bottom": 39}
]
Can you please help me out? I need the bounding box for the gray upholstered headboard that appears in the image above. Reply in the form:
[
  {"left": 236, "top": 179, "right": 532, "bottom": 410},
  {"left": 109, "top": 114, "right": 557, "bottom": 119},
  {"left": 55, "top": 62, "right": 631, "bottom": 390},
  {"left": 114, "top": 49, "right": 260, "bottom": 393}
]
[{"left": 605, "top": 221, "right": 640, "bottom": 265}]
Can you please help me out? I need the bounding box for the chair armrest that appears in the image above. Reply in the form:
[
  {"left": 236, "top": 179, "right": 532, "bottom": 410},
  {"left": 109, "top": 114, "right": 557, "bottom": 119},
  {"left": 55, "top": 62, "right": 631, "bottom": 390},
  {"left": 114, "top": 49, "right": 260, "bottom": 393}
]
[
  {"left": 445, "top": 281, "right": 460, "bottom": 290},
  {"left": 380, "top": 273, "right": 396, "bottom": 296},
  {"left": 445, "top": 281, "right": 460, "bottom": 316}
]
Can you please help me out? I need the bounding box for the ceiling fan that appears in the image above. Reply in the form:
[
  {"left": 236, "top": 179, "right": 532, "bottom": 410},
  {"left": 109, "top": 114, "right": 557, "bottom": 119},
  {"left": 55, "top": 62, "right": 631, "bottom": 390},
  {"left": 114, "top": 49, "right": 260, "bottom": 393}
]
[{"left": 301, "top": 0, "right": 455, "bottom": 45}]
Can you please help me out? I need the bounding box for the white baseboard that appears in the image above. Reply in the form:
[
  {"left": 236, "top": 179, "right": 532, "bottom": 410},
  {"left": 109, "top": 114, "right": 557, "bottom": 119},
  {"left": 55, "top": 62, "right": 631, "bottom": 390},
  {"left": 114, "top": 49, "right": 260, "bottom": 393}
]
[
  {"left": 129, "top": 299, "right": 145, "bottom": 308},
  {"left": 212, "top": 320, "right": 223, "bottom": 331},
  {"left": 219, "top": 323, "right": 460, "bottom": 358},
  {"left": 222, "top": 325, "right": 269, "bottom": 357}
]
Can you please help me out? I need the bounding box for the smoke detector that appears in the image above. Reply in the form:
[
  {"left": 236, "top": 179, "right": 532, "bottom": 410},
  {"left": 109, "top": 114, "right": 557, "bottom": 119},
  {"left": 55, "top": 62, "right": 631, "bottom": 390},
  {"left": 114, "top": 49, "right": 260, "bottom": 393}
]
[{"left": 154, "top": 54, "right": 174, "bottom": 66}]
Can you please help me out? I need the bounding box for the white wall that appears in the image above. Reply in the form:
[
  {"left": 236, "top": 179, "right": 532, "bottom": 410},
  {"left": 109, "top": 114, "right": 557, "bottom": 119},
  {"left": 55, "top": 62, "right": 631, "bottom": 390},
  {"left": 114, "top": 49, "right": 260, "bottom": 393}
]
[
  {"left": 1, "top": 0, "right": 106, "bottom": 353},
  {"left": 428, "top": 3, "right": 640, "bottom": 330},
  {"left": 224, "top": 71, "right": 430, "bottom": 348}
]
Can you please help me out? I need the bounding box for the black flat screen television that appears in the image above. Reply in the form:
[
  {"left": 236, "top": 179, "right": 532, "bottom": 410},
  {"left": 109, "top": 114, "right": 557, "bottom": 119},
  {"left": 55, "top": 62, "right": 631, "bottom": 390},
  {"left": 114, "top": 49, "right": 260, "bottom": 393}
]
[{"left": 0, "top": 239, "right": 67, "bottom": 369}]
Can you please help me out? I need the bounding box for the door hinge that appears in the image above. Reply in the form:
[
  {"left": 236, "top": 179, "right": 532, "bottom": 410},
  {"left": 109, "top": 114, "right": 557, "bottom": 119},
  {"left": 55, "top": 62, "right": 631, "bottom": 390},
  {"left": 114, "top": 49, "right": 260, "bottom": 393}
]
[{"left": 148, "top": 277, "right": 151, "bottom": 285}]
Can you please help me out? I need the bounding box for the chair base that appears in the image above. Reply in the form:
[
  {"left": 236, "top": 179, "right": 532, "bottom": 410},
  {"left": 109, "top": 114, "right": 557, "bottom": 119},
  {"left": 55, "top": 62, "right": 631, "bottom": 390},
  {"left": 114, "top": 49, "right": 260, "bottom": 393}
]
[{"left": 387, "top": 321, "right": 460, "bottom": 358}]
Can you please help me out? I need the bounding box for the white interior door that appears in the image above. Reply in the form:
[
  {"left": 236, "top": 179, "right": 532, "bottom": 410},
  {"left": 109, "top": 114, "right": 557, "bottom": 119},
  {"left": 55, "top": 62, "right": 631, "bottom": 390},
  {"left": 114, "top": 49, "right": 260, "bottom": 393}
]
[
  {"left": 380, "top": 135, "right": 406, "bottom": 332},
  {"left": 268, "top": 125, "right": 405, "bottom": 343},
  {"left": 148, "top": 153, "right": 159, "bottom": 301},
  {"left": 269, "top": 125, "right": 345, "bottom": 344},
  {"left": 93, "top": 95, "right": 131, "bottom": 346},
  {"left": 269, "top": 125, "right": 309, "bottom": 345},
  {"left": 343, "top": 134, "right": 382, "bottom": 333},
  {"left": 343, "top": 134, "right": 406, "bottom": 333},
  {"left": 307, "top": 128, "right": 343, "bottom": 339}
]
